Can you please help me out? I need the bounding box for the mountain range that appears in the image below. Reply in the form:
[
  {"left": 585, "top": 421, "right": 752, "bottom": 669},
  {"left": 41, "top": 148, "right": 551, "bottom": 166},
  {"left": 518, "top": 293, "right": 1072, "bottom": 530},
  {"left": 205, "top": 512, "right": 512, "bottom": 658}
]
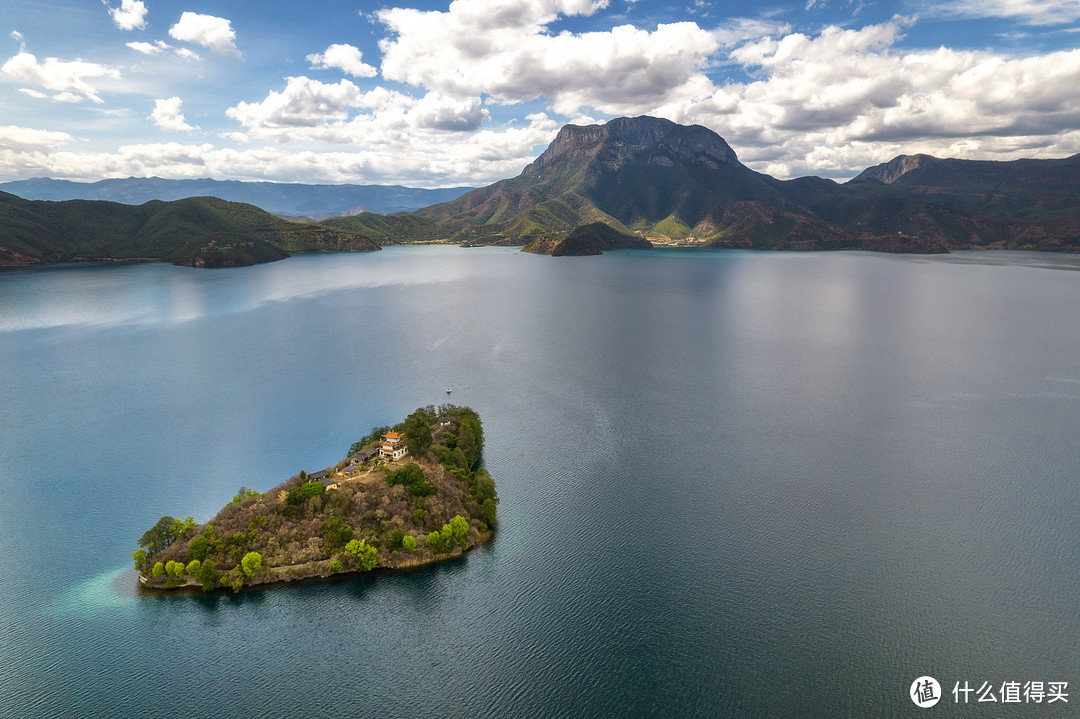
[
  {"left": 0, "top": 177, "right": 475, "bottom": 219},
  {"left": 320, "top": 116, "right": 1080, "bottom": 255},
  {"left": 2, "top": 115, "right": 1079, "bottom": 266}
]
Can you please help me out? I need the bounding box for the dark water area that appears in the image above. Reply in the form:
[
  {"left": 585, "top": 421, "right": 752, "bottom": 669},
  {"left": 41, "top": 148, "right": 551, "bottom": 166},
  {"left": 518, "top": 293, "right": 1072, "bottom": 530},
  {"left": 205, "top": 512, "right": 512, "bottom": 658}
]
[{"left": 1, "top": 247, "right": 1078, "bottom": 717}]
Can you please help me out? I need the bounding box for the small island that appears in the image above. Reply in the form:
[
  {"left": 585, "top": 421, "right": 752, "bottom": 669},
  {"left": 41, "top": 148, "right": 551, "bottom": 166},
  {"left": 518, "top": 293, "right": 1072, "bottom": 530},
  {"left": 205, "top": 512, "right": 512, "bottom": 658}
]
[{"left": 132, "top": 405, "right": 497, "bottom": 593}]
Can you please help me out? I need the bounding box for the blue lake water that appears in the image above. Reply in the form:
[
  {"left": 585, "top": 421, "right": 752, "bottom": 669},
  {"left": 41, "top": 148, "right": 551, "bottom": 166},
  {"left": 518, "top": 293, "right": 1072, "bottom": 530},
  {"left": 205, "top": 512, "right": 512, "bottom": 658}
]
[{"left": 1, "top": 246, "right": 1078, "bottom": 717}]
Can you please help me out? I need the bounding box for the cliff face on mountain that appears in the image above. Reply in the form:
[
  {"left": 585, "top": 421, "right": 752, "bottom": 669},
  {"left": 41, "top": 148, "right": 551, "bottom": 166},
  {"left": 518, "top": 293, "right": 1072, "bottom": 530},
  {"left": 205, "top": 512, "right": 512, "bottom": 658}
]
[
  {"left": 852, "top": 154, "right": 940, "bottom": 184},
  {"left": 521, "top": 116, "right": 742, "bottom": 177}
]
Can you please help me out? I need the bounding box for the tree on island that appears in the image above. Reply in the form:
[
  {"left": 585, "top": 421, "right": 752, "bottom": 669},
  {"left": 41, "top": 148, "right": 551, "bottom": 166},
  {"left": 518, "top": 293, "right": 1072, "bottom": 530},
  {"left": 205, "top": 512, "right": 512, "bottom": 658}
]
[
  {"left": 401, "top": 406, "right": 436, "bottom": 456},
  {"left": 138, "top": 516, "right": 196, "bottom": 556},
  {"left": 230, "top": 487, "right": 261, "bottom": 504},
  {"left": 241, "top": 551, "right": 263, "bottom": 577},
  {"left": 348, "top": 425, "right": 391, "bottom": 456},
  {"left": 343, "top": 539, "right": 379, "bottom": 570}
]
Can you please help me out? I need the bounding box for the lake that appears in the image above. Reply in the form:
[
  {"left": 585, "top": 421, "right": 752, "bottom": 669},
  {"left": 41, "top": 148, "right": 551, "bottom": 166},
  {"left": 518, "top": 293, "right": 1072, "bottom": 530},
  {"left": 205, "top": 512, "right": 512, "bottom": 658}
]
[{"left": 1, "top": 246, "right": 1078, "bottom": 717}]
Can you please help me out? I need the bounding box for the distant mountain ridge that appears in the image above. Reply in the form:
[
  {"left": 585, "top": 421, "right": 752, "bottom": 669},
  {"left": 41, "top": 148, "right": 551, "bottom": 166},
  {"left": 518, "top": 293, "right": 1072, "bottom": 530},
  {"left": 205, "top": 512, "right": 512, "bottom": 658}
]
[
  {"left": 0, "top": 177, "right": 475, "bottom": 218},
  {"left": 852, "top": 153, "right": 1080, "bottom": 216}
]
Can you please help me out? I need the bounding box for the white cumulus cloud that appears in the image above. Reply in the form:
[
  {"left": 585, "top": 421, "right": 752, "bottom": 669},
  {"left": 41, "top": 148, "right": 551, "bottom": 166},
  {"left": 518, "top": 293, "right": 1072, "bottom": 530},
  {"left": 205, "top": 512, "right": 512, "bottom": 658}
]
[
  {"left": 307, "top": 44, "right": 377, "bottom": 78},
  {"left": 149, "top": 97, "right": 199, "bottom": 132},
  {"left": 126, "top": 40, "right": 169, "bottom": 55},
  {"left": 0, "top": 125, "right": 73, "bottom": 152},
  {"left": 0, "top": 112, "right": 561, "bottom": 186},
  {"left": 169, "top": 12, "right": 240, "bottom": 57},
  {"left": 225, "top": 76, "right": 493, "bottom": 143},
  {"left": 648, "top": 16, "right": 1080, "bottom": 177},
  {"left": 376, "top": 0, "right": 717, "bottom": 116},
  {"left": 227, "top": 76, "right": 365, "bottom": 129},
  {"left": 104, "top": 0, "right": 148, "bottom": 31},
  {"left": 1, "top": 51, "right": 121, "bottom": 104}
]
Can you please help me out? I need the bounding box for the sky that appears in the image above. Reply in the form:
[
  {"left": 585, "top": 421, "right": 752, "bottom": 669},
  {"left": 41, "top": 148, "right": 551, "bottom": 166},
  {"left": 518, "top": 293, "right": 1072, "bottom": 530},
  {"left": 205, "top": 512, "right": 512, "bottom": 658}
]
[{"left": 1, "top": 0, "right": 1079, "bottom": 187}]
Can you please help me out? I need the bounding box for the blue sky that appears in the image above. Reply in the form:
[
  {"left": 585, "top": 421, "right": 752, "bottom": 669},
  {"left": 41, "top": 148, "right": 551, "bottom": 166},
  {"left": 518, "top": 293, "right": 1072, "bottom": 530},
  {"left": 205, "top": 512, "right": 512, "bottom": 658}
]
[{"left": 2, "top": 0, "right": 1079, "bottom": 186}]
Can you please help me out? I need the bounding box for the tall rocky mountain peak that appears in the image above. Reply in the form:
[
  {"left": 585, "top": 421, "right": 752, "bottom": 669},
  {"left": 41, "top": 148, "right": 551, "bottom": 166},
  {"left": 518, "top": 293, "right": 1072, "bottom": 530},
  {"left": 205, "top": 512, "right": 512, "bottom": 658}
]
[
  {"left": 522, "top": 115, "right": 742, "bottom": 176},
  {"left": 853, "top": 154, "right": 941, "bottom": 184}
]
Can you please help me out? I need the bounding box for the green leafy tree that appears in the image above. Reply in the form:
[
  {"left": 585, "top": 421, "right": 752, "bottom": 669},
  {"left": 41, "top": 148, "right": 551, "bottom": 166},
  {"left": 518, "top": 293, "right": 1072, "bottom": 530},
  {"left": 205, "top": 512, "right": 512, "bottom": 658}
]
[
  {"left": 165, "top": 560, "right": 184, "bottom": 578},
  {"left": 386, "top": 528, "right": 405, "bottom": 550},
  {"left": 344, "top": 539, "right": 363, "bottom": 558},
  {"left": 185, "top": 559, "right": 202, "bottom": 577},
  {"left": 329, "top": 560, "right": 343, "bottom": 573},
  {"left": 479, "top": 499, "right": 497, "bottom": 527},
  {"left": 221, "top": 568, "right": 244, "bottom": 593},
  {"left": 151, "top": 562, "right": 165, "bottom": 577},
  {"left": 425, "top": 530, "right": 448, "bottom": 554},
  {"left": 359, "top": 543, "right": 378, "bottom": 570},
  {"left": 138, "top": 516, "right": 197, "bottom": 558},
  {"left": 185, "top": 535, "right": 209, "bottom": 563},
  {"left": 448, "top": 447, "right": 468, "bottom": 470},
  {"left": 131, "top": 548, "right": 148, "bottom": 571},
  {"left": 344, "top": 539, "right": 379, "bottom": 570},
  {"left": 231, "top": 487, "right": 261, "bottom": 504},
  {"left": 240, "top": 551, "right": 263, "bottom": 578},
  {"left": 456, "top": 424, "right": 477, "bottom": 470},
  {"left": 170, "top": 516, "right": 197, "bottom": 540},
  {"left": 387, "top": 463, "right": 436, "bottom": 496},
  {"left": 322, "top": 516, "right": 353, "bottom": 553},
  {"left": 471, "top": 468, "right": 498, "bottom": 504},
  {"left": 196, "top": 560, "right": 219, "bottom": 591},
  {"left": 402, "top": 534, "right": 416, "bottom": 552},
  {"left": 300, "top": 481, "right": 325, "bottom": 499},
  {"left": 402, "top": 406, "right": 435, "bottom": 456},
  {"left": 349, "top": 425, "right": 391, "bottom": 457},
  {"left": 449, "top": 515, "right": 469, "bottom": 548},
  {"left": 138, "top": 516, "right": 177, "bottom": 556}
]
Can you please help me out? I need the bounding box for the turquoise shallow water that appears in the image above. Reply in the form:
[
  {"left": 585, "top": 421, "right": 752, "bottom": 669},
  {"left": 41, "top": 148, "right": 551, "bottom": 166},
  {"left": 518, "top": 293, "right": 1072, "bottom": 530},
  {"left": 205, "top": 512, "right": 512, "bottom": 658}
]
[{"left": 1, "top": 247, "right": 1078, "bottom": 718}]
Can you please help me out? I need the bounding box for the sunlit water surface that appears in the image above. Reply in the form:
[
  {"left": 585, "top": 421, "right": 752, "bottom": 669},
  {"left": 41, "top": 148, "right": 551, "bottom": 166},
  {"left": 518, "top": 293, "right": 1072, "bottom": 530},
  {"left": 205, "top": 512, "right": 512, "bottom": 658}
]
[{"left": 1, "top": 247, "right": 1078, "bottom": 718}]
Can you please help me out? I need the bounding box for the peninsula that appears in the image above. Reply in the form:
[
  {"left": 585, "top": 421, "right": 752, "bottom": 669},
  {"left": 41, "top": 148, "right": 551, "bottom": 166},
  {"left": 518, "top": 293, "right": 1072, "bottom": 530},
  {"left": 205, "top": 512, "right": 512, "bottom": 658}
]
[{"left": 132, "top": 406, "right": 497, "bottom": 593}]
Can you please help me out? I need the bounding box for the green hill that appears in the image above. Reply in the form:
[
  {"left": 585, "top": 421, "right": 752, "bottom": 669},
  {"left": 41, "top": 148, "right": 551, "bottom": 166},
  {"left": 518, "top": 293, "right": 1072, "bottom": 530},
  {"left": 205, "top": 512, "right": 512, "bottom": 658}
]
[
  {"left": 530, "top": 221, "right": 653, "bottom": 256},
  {"left": 852, "top": 154, "right": 1080, "bottom": 216},
  {"left": 0, "top": 192, "right": 380, "bottom": 267}
]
